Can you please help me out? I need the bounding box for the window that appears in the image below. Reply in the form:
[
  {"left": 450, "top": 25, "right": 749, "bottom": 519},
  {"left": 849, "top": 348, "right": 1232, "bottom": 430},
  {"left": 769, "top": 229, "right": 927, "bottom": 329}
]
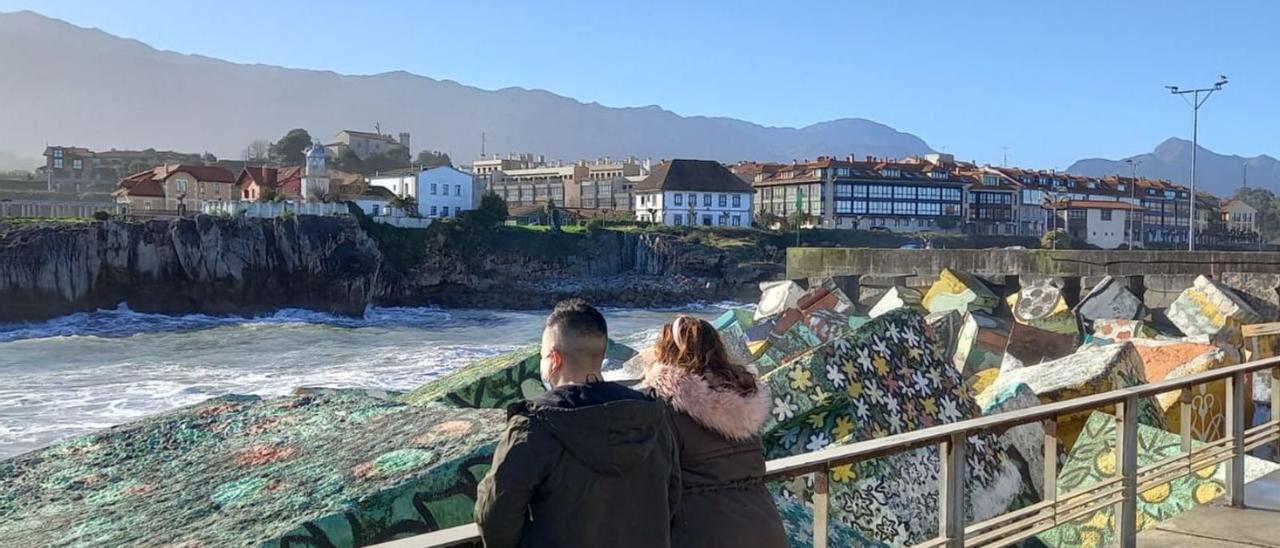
[
  {"left": 731, "top": 215, "right": 742, "bottom": 227},
  {"left": 430, "top": 205, "right": 438, "bottom": 216},
  {"left": 1101, "top": 210, "right": 1113, "bottom": 221},
  {"left": 918, "top": 203, "right": 942, "bottom": 216},
  {"left": 732, "top": 194, "right": 742, "bottom": 207},
  {"left": 72, "top": 159, "right": 83, "bottom": 170},
  {"left": 673, "top": 213, "right": 683, "bottom": 225},
  {"left": 1069, "top": 209, "right": 1086, "bottom": 220},
  {"left": 430, "top": 183, "right": 437, "bottom": 195},
  {"left": 674, "top": 193, "right": 683, "bottom": 206},
  {"left": 868, "top": 202, "right": 891, "bottom": 214},
  {"left": 851, "top": 200, "right": 867, "bottom": 214},
  {"left": 174, "top": 179, "right": 187, "bottom": 193},
  {"left": 893, "top": 186, "right": 915, "bottom": 199},
  {"left": 443, "top": 185, "right": 450, "bottom": 196},
  {"left": 835, "top": 201, "right": 852, "bottom": 214},
  {"left": 718, "top": 215, "right": 727, "bottom": 226},
  {"left": 442, "top": 206, "right": 450, "bottom": 217},
  {"left": 983, "top": 175, "right": 999, "bottom": 186},
  {"left": 881, "top": 168, "right": 900, "bottom": 178},
  {"left": 703, "top": 194, "right": 712, "bottom": 207},
  {"left": 852, "top": 185, "right": 868, "bottom": 197},
  {"left": 868, "top": 186, "right": 892, "bottom": 199},
  {"left": 144, "top": 200, "right": 153, "bottom": 210},
  {"left": 52, "top": 149, "right": 63, "bottom": 169},
  {"left": 688, "top": 193, "right": 696, "bottom": 205},
  {"left": 837, "top": 168, "right": 850, "bottom": 177},
  {"left": 836, "top": 184, "right": 853, "bottom": 198},
  {"left": 930, "top": 171, "right": 947, "bottom": 180},
  {"left": 942, "top": 188, "right": 962, "bottom": 201},
  {"left": 893, "top": 202, "right": 915, "bottom": 215},
  {"left": 702, "top": 215, "right": 712, "bottom": 226},
  {"left": 718, "top": 194, "right": 727, "bottom": 207},
  {"left": 371, "top": 205, "right": 381, "bottom": 216}
]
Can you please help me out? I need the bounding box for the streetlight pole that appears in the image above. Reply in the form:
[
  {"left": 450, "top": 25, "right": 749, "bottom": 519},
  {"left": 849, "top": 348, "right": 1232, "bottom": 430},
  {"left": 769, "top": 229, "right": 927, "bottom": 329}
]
[
  {"left": 1125, "top": 159, "right": 1141, "bottom": 250},
  {"left": 1167, "top": 76, "right": 1228, "bottom": 251}
]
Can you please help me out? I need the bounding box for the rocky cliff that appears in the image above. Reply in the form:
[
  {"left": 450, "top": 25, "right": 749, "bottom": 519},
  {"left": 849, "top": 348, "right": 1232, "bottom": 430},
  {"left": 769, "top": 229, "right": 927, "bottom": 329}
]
[{"left": 0, "top": 217, "right": 782, "bottom": 323}]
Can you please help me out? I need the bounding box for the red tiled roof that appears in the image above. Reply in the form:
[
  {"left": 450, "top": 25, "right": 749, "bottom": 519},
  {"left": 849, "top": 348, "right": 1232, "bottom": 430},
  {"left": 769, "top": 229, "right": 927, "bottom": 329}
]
[{"left": 237, "top": 166, "right": 303, "bottom": 196}]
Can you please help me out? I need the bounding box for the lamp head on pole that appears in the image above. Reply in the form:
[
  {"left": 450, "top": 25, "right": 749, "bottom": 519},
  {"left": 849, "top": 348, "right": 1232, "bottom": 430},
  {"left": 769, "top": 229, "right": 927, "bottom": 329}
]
[
  {"left": 1215, "top": 75, "right": 1229, "bottom": 88},
  {"left": 1166, "top": 85, "right": 1180, "bottom": 93}
]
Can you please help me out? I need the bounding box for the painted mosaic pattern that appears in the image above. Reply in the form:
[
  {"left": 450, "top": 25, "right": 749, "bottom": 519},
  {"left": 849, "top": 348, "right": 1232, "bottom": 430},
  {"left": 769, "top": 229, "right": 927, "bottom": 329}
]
[
  {"left": 868, "top": 286, "right": 924, "bottom": 319},
  {"left": 1008, "top": 279, "right": 1081, "bottom": 337},
  {"left": 772, "top": 492, "right": 884, "bottom": 548},
  {"left": 1074, "top": 276, "right": 1146, "bottom": 324},
  {"left": 399, "top": 340, "right": 636, "bottom": 408},
  {"left": 760, "top": 310, "right": 1023, "bottom": 546},
  {"left": 923, "top": 268, "right": 1000, "bottom": 315},
  {"left": 1038, "top": 411, "right": 1279, "bottom": 548},
  {"left": 0, "top": 391, "right": 505, "bottom": 547},
  {"left": 1089, "top": 319, "right": 1156, "bottom": 344},
  {"left": 954, "top": 312, "right": 1011, "bottom": 379},
  {"left": 977, "top": 382, "right": 1048, "bottom": 500},
  {"left": 1129, "top": 339, "right": 1236, "bottom": 442},
  {"left": 1167, "top": 275, "right": 1262, "bottom": 344}
]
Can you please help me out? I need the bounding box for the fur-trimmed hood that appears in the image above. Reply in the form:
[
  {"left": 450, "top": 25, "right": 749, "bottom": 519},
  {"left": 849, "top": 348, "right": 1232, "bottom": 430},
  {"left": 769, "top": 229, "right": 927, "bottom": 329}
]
[{"left": 642, "top": 363, "right": 771, "bottom": 441}]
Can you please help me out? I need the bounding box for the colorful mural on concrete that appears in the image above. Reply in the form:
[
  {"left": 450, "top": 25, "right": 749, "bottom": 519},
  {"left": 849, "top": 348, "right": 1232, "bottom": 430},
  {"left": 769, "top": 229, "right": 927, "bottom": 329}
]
[
  {"left": 1167, "top": 275, "right": 1262, "bottom": 345},
  {"left": 1008, "top": 278, "right": 1080, "bottom": 337},
  {"left": 1074, "top": 275, "right": 1146, "bottom": 325},
  {"left": 1037, "top": 411, "right": 1279, "bottom": 548},
  {"left": 868, "top": 286, "right": 923, "bottom": 318},
  {"left": 923, "top": 269, "right": 1000, "bottom": 315},
  {"left": 1089, "top": 319, "right": 1156, "bottom": 344},
  {"left": 0, "top": 391, "right": 505, "bottom": 547},
  {"left": 1002, "top": 321, "right": 1078, "bottom": 372},
  {"left": 760, "top": 310, "right": 1024, "bottom": 546},
  {"left": 400, "top": 341, "right": 636, "bottom": 408},
  {"left": 977, "top": 381, "right": 1048, "bottom": 500},
  {"left": 954, "top": 312, "right": 1011, "bottom": 379},
  {"left": 1128, "top": 339, "right": 1237, "bottom": 442}
]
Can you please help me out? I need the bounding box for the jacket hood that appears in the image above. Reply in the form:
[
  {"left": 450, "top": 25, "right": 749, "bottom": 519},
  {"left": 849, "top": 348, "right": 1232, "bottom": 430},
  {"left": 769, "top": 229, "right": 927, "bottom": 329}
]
[
  {"left": 641, "top": 363, "right": 771, "bottom": 441},
  {"left": 518, "top": 394, "right": 667, "bottom": 475}
]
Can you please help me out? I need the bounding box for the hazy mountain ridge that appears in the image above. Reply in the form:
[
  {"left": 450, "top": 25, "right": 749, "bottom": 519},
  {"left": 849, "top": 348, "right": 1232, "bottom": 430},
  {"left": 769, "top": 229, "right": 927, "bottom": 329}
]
[
  {"left": 1068, "top": 138, "right": 1280, "bottom": 197},
  {"left": 0, "top": 10, "right": 933, "bottom": 169}
]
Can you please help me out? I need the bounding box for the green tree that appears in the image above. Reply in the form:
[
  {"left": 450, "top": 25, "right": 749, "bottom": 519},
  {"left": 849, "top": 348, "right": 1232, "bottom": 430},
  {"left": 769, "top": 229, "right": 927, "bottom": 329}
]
[
  {"left": 1041, "top": 229, "right": 1073, "bottom": 249},
  {"left": 331, "top": 147, "right": 364, "bottom": 173},
  {"left": 459, "top": 193, "right": 509, "bottom": 231},
  {"left": 415, "top": 150, "right": 453, "bottom": 169},
  {"left": 201, "top": 152, "right": 218, "bottom": 164},
  {"left": 364, "top": 148, "right": 411, "bottom": 175},
  {"left": 545, "top": 198, "right": 561, "bottom": 232},
  {"left": 390, "top": 195, "right": 420, "bottom": 217},
  {"left": 270, "top": 129, "right": 313, "bottom": 166}
]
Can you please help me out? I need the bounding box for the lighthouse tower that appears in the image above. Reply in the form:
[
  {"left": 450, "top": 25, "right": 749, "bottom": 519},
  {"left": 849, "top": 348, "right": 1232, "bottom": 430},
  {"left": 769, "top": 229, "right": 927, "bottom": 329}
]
[{"left": 301, "top": 143, "right": 329, "bottom": 201}]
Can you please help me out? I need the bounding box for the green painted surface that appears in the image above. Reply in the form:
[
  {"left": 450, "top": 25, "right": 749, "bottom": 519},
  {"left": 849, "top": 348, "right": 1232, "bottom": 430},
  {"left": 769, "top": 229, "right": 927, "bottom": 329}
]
[{"left": 0, "top": 390, "right": 504, "bottom": 547}]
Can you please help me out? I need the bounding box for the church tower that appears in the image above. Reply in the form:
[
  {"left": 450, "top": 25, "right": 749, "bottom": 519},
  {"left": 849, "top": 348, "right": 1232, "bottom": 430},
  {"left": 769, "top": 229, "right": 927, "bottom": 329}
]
[{"left": 301, "top": 142, "right": 330, "bottom": 201}]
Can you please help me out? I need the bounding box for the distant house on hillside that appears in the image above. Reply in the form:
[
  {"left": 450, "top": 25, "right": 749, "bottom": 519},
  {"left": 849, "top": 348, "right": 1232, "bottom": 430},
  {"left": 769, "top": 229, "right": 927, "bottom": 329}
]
[
  {"left": 1221, "top": 199, "right": 1258, "bottom": 235},
  {"left": 368, "top": 167, "right": 419, "bottom": 200},
  {"left": 41, "top": 146, "right": 207, "bottom": 193},
  {"left": 634, "top": 159, "right": 754, "bottom": 227},
  {"left": 115, "top": 164, "right": 236, "bottom": 215},
  {"left": 236, "top": 166, "right": 303, "bottom": 201},
  {"left": 349, "top": 185, "right": 399, "bottom": 217},
  {"left": 418, "top": 166, "right": 483, "bottom": 219},
  {"left": 326, "top": 130, "right": 409, "bottom": 161}
]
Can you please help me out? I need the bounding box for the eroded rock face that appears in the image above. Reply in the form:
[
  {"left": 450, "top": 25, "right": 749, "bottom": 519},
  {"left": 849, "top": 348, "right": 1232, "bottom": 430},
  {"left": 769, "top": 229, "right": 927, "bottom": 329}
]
[{"left": 0, "top": 216, "right": 393, "bottom": 322}]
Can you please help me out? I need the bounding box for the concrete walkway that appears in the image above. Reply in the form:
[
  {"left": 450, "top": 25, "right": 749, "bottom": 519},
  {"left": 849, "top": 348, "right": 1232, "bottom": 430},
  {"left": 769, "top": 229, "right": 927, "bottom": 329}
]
[{"left": 1138, "top": 469, "right": 1280, "bottom": 547}]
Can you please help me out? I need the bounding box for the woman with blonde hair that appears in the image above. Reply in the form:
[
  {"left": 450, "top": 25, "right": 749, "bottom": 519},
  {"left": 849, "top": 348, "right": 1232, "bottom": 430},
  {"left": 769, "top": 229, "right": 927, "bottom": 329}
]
[{"left": 642, "top": 315, "right": 787, "bottom": 548}]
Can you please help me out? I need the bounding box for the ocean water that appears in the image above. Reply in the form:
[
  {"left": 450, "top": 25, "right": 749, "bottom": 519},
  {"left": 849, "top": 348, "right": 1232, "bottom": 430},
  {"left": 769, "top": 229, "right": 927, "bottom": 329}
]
[{"left": 0, "top": 303, "right": 735, "bottom": 459}]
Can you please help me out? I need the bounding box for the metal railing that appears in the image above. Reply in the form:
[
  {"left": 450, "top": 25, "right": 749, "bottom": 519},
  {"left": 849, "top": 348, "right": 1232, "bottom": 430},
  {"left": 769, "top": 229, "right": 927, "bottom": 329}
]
[{"left": 372, "top": 352, "right": 1280, "bottom": 548}]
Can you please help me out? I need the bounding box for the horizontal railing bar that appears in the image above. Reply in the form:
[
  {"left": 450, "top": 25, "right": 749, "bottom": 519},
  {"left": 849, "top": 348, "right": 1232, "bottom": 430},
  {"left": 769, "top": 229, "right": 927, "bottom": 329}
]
[
  {"left": 1137, "top": 453, "right": 1190, "bottom": 479},
  {"left": 966, "top": 500, "right": 1054, "bottom": 535},
  {"left": 912, "top": 536, "right": 951, "bottom": 548},
  {"left": 1055, "top": 483, "right": 1126, "bottom": 516},
  {"left": 370, "top": 523, "right": 481, "bottom": 548},
  {"left": 966, "top": 509, "right": 1054, "bottom": 545}
]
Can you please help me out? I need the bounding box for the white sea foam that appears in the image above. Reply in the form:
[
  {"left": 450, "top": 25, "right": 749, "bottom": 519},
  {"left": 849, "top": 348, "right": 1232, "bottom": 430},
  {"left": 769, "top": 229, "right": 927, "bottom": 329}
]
[{"left": 0, "top": 303, "right": 730, "bottom": 458}]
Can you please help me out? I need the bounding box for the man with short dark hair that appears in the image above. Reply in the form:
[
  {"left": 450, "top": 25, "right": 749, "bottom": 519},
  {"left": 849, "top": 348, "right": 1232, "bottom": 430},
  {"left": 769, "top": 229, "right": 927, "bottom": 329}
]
[{"left": 475, "top": 299, "right": 679, "bottom": 548}]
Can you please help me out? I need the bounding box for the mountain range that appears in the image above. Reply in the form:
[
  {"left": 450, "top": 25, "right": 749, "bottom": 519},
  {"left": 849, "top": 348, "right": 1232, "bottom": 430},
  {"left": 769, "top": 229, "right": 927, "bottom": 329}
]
[
  {"left": 0, "top": 10, "right": 934, "bottom": 170},
  {"left": 1067, "top": 138, "right": 1280, "bottom": 197}
]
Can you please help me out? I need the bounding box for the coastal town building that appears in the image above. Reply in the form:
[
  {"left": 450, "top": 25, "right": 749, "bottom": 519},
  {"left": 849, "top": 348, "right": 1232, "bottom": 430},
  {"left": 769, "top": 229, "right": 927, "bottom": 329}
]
[
  {"left": 417, "top": 165, "right": 482, "bottom": 219},
  {"left": 41, "top": 146, "right": 211, "bottom": 193},
  {"left": 115, "top": 164, "right": 236, "bottom": 215},
  {"left": 368, "top": 168, "right": 418, "bottom": 200},
  {"left": 326, "top": 129, "right": 409, "bottom": 160},
  {"left": 737, "top": 155, "right": 968, "bottom": 232},
  {"left": 349, "top": 186, "right": 399, "bottom": 217},
  {"left": 634, "top": 159, "right": 753, "bottom": 227},
  {"left": 1046, "top": 200, "right": 1143, "bottom": 249},
  {"left": 1221, "top": 199, "right": 1258, "bottom": 235},
  {"left": 236, "top": 166, "right": 303, "bottom": 201},
  {"left": 471, "top": 154, "right": 648, "bottom": 210},
  {"left": 300, "top": 143, "right": 330, "bottom": 201}
]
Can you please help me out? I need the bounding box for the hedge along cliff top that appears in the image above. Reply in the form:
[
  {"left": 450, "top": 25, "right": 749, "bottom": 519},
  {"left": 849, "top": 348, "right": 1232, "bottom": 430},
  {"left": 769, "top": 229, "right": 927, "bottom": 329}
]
[{"left": 0, "top": 390, "right": 504, "bottom": 547}]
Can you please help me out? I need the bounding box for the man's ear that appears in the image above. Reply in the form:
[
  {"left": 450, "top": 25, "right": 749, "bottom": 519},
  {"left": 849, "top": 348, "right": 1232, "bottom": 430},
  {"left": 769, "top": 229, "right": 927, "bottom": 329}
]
[{"left": 548, "top": 348, "right": 563, "bottom": 374}]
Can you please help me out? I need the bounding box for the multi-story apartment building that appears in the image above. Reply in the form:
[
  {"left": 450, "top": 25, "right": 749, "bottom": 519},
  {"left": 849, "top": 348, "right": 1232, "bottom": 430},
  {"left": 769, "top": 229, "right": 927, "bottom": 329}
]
[
  {"left": 738, "top": 155, "right": 968, "bottom": 232},
  {"left": 1221, "top": 199, "right": 1259, "bottom": 235},
  {"left": 472, "top": 154, "right": 649, "bottom": 210},
  {"left": 634, "top": 159, "right": 753, "bottom": 227}
]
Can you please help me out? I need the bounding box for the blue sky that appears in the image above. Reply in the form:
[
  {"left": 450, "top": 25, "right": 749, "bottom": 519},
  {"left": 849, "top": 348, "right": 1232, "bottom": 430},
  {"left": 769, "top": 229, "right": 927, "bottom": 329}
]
[{"left": 3, "top": 0, "right": 1277, "bottom": 169}]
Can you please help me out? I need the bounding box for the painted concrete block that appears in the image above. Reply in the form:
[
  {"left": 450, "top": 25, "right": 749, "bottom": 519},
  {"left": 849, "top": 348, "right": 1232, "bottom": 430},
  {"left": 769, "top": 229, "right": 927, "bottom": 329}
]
[
  {"left": 1007, "top": 278, "right": 1080, "bottom": 337},
  {"left": 1220, "top": 272, "right": 1280, "bottom": 322},
  {"left": 400, "top": 340, "right": 636, "bottom": 408},
  {"left": 1074, "top": 275, "right": 1146, "bottom": 324},
  {"left": 954, "top": 312, "right": 1011, "bottom": 379},
  {"left": 985, "top": 343, "right": 1165, "bottom": 450},
  {"left": 712, "top": 309, "right": 758, "bottom": 368},
  {"left": 1129, "top": 339, "right": 1237, "bottom": 441},
  {"left": 756, "top": 280, "right": 806, "bottom": 321},
  {"left": 761, "top": 310, "right": 1024, "bottom": 546},
  {"left": 923, "top": 269, "right": 1000, "bottom": 315},
  {"left": 925, "top": 309, "right": 964, "bottom": 365},
  {"left": 976, "top": 382, "right": 1048, "bottom": 499},
  {"left": 1090, "top": 319, "right": 1156, "bottom": 344},
  {"left": 1166, "top": 275, "right": 1262, "bottom": 343},
  {"left": 868, "top": 286, "right": 924, "bottom": 319},
  {"left": 0, "top": 392, "right": 505, "bottom": 547},
  {"left": 1001, "top": 322, "right": 1078, "bottom": 372},
  {"left": 1037, "top": 411, "right": 1279, "bottom": 548},
  {"left": 712, "top": 308, "right": 756, "bottom": 331}
]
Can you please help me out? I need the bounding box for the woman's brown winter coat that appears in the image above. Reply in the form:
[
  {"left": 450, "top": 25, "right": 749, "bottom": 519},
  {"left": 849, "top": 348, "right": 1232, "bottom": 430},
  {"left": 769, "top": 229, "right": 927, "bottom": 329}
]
[{"left": 643, "top": 363, "right": 787, "bottom": 548}]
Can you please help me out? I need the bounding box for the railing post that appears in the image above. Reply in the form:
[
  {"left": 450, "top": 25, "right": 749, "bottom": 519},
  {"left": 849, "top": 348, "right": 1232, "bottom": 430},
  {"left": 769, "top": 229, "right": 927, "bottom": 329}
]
[
  {"left": 1180, "top": 388, "right": 1193, "bottom": 452},
  {"left": 939, "top": 433, "right": 966, "bottom": 548},
  {"left": 1272, "top": 366, "right": 1280, "bottom": 458},
  {"left": 813, "top": 468, "right": 829, "bottom": 548},
  {"left": 1115, "top": 394, "right": 1139, "bottom": 547},
  {"left": 1226, "top": 370, "right": 1246, "bottom": 508},
  {"left": 1043, "top": 419, "right": 1057, "bottom": 503}
]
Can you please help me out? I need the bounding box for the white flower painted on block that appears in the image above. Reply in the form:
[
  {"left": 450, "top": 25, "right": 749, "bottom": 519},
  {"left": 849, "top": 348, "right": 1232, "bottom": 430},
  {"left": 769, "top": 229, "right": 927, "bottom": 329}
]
[
  {"left": 806, "top": 432, "right": 831, "bottom": 452},
  {"left": 939, "top": 396, "right": 962, "bottom": 422},
  {"left": 773, "top": 395, "right": 797, "bottom": 422},
  {"left": 826, "top": 364, "right": 848, "bottom": 388}
]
